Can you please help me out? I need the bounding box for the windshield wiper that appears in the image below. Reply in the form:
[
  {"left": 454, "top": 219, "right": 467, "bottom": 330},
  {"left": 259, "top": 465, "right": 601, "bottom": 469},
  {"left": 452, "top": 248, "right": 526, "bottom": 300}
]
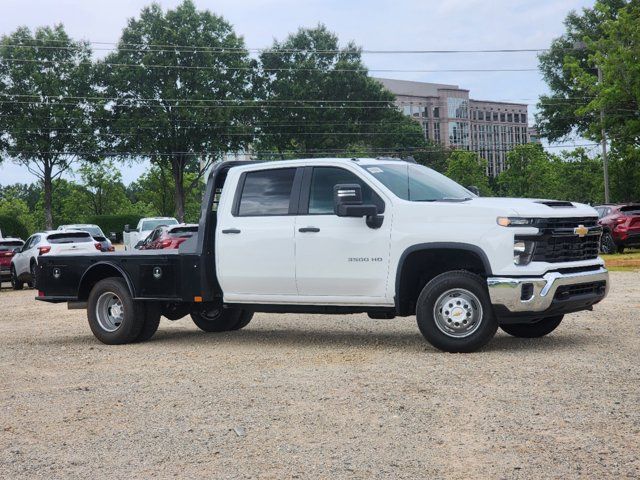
[{"left": 415, "top": 197, "right": 472, "bottom": 202}]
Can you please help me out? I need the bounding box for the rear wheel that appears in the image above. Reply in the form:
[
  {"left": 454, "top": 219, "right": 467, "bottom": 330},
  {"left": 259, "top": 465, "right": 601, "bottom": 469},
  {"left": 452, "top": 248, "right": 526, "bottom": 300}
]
[
  {"left": 416, "top": 270, "right": 498, "bottom": 353},
  {"left": 11, "top": 266, "right": 23, "bottom": 290},
  {"left": 87, "top": 277, "right": 144, "bottom": 344},
  {"left": 600, "top": 232, "right": 616, "bottom": 254},
  {"left": 135, "top": 303, "right": 162, "bottom": 342},
  {"left": 500, "top": 315, "right": 564, "bottom": 338},
  {"left": 29, "top": 261, "right": 37, "bottom": 289},
  {"left": 191, "top": 307, "right": 252, "bottom": 332}
]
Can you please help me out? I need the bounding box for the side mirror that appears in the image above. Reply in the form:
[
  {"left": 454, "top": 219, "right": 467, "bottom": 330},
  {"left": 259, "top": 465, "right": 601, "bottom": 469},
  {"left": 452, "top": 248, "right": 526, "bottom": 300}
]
[
  {"left": 124, "top": 224, "right": 130, "bottom": 233},
  {"left": 333, "top": 184, "right": 383, "bottom": 228},
  {"left": 467, "top": 185, "right": 480, "bottom": 196},
  {"left": 14, "top": 247, "right": 22, "bottom": 253},
  {"left": 109, "top": 232, "right": 117, "bottom": 242}
]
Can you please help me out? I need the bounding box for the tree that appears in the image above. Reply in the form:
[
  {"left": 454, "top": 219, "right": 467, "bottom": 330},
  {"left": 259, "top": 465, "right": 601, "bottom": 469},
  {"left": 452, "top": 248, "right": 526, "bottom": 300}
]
[
  {"left": 255, "top": 25, "right": 422, "bottom": 158},
  {"left": 445, "top": 151, "right": 493, "bottom": 196},
  {"left": 75, "top": 160, "right": 132, "bottom": 216},
  {"left": 496, "top": 144, "right": 557, "bottom": 198},
  {"left": 128, "top": 165, "right": 204, "bottom": 222},
  {"left": 100, "top": 0, "right": 254, "bottom": 221},
  {"left": 0, "top": 25, "right": 96, "bottom": 229},
  {"left": 535, "top": 0, "right": 628, "bottom": 142}
]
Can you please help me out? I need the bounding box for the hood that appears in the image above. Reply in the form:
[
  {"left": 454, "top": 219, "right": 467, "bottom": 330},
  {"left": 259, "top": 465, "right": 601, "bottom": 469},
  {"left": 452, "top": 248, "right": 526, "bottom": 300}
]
[{"left": 463, "top": 197, "right": 598, "bottom": 218}]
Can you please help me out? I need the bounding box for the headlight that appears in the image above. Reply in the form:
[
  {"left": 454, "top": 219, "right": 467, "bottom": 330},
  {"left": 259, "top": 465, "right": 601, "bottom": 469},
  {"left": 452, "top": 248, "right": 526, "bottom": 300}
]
[
  {"left": 497, "top": 217, "right": 534, "bottom": 227},
  {"left": 514, "top": 239, "right": 535, "bottom": 265}
]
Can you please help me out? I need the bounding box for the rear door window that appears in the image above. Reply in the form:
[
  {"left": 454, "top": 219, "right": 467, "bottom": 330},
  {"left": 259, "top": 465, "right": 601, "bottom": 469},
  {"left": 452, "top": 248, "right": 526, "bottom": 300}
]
[
  {"left": 47, "top": 232, "right": 93, "bottom": 244},
  {"left": 237, "top": 168, "right": 297, "bottom": 216}
]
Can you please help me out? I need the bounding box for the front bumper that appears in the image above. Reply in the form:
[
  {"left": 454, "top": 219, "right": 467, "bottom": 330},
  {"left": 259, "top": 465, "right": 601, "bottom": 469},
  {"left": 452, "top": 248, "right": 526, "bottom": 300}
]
[{"left": 487, "top": 267, "right": 609, "bottom": 317}]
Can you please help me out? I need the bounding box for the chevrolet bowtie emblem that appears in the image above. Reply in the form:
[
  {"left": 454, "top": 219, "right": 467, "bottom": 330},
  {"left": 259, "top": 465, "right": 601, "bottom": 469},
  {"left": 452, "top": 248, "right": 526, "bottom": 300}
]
[{"left": 574, "top": 225, "right": 589, "bottom": 237}]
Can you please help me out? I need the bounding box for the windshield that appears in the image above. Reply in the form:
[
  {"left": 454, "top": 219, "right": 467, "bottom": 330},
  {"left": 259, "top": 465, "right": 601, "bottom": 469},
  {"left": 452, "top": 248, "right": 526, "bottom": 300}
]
[
  {"left": 168, "top": 226, "right": 198, "bottom": 238},
  {"left": 361, "top": 163, "right": 474, "bottom": 202},
  {"left": 142, "top": 219, "right": 178, "bottom": 231}
]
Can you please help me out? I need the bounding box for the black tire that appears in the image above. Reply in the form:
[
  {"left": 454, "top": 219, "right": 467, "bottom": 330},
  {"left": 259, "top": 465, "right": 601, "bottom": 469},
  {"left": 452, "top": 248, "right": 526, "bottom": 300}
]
[
  {"left": 230, "top": 310, "right": 254, "bottom": 331},
  {"left": 29, "top": 261, "right": 37, "bottom": 289},
  {"left": 600, "top": 232, "right": 616, "bottom": 254},
  {"left": 416, "top": 270, "right": 498, "bottom": 353},
  {"left": 11, "top": 266, "right": 24, "bottom": 290},
  {"left": 87, "top": 277, "right": 144, "bottom": 344},
  {"left": 135, "top": 303, "right": 162, "bottom": 342},
  {"left": 617, "top": 245, "right": 625, "bottom": 254},
  {"left": 500, "top": 315, "right": 564, "bottom": 338},
  {"left": 191, "top": 307, "right": 243, "bottom": 332},
  {"left": 162, "top": 303, "right": 191, "bottom": 321}
]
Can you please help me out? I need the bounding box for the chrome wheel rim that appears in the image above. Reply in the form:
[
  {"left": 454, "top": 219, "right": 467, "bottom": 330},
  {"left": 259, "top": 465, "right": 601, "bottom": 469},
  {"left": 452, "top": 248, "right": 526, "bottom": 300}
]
[
  {"left": 433, "top": 288, "right": 483, "bottom": 338},
  {"left": 95, "top": 292, "right": 125, "bottom": 332}
]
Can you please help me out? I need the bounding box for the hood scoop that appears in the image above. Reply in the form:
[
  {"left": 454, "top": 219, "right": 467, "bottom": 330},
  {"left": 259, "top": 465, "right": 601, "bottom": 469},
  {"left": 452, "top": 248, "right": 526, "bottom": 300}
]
[{"left": 535, "top": 200, "right": 575, "bottom": 208}]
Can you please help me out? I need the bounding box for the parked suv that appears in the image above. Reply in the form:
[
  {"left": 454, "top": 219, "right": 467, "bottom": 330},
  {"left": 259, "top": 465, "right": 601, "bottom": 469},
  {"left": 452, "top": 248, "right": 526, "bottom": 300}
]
[
  {"left": 0, "top": 238, "right": 24, "bottom": 287},
  {"left": 595, "top": 204, "right": 640, "bottom": 254},
  {"left": 11, "top": 231, "right": 101, "bottom": 289},
  {"left": 138, "top": 224, "right": 198, "bottom": 250},
  {"left": 57, "top": 224, "right": 115, "bottom": 252}
]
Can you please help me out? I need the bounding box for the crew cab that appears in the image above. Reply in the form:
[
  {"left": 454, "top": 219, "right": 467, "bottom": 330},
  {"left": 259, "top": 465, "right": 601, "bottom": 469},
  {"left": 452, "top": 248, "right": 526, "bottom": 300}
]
[{"left": 35, "top": 158, "right": 609, "bottom": 352}]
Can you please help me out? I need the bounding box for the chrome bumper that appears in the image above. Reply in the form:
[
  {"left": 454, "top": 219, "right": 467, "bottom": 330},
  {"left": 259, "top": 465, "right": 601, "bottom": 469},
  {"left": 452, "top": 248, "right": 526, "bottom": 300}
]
[{"left": 487, "top": 267, "right": 609, "bottom": 313}]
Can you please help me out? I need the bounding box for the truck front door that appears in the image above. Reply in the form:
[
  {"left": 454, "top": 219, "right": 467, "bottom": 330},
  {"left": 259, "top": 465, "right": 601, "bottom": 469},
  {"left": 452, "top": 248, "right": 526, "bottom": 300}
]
[
  {"left": 216, "top": 167, "right": 301, "bottom": 301},
  {"left": 294, "top": 166, "right": 393, "bottom": 303}
]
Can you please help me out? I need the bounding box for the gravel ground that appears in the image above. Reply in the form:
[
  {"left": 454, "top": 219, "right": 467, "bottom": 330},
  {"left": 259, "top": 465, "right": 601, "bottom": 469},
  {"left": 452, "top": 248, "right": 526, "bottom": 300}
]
[{"left": 1, "top": 272, "right": 639, "bottom": 479}]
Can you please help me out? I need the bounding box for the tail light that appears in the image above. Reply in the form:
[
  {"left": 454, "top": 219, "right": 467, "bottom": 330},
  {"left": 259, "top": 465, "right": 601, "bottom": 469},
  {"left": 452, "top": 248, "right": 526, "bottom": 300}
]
[
  {"left": 94, "top": 243, "right": 103, "bottom": 251},
  {"left": 160, "top": 239, "right": 173, "bottom": 248},
  {"left": 38, "top": 246, "right": 51, "bottom": 255},
  {"left": 616, "top": 217, "right": 627, "bottom": 224},
  {"left": 1, "top": 251, "right": 13, "bottom": 257},
  {"left": 107, "top": 246, "right": 115, "bottom": 252}
]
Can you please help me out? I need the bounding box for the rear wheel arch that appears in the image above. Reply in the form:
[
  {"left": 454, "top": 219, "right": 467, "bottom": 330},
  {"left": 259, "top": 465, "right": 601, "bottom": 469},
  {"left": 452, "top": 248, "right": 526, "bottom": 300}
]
[
  {"left": 395, "top": 243, "right": 492, "bottom": 316},
  {"left": 78, "top": 262, "right": 135, "bottom": 301}
]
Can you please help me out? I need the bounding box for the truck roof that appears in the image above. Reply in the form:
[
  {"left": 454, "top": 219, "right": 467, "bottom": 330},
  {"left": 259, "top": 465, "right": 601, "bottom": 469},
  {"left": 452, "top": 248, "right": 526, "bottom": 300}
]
[{"left": 231, "top": 157, "right": 411, "bottom": 170}]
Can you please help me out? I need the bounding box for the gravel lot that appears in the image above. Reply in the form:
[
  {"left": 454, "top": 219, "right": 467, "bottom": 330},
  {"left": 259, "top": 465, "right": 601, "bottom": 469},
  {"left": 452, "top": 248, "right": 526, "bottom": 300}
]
[{"left": 1, "top": 272, "right": 639, "bottom": 479}]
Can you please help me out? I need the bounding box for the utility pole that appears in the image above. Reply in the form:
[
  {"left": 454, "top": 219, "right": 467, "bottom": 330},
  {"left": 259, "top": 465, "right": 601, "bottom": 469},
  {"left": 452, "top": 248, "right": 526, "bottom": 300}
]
[
  {"left": 574, "top": 41, "right": 610, "bottom": 203},
  {"left": 598, "top": 66, "right": 610, "bottom": 203}
]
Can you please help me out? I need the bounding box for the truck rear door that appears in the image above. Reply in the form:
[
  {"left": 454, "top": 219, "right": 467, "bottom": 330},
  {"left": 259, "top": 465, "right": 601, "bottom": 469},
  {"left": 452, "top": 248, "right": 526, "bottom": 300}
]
[{"left": 216, "top": 167, "right": 301, "bottom": 300}]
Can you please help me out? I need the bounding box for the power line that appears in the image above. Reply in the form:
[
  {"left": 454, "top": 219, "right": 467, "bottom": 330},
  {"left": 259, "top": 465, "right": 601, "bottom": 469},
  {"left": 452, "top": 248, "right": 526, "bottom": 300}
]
[
  {"left": 0, "top": 42, "right": 551, "bottom": 55},
  {"left": 0, "top": 58, "right": 539, "bottom": 73}
]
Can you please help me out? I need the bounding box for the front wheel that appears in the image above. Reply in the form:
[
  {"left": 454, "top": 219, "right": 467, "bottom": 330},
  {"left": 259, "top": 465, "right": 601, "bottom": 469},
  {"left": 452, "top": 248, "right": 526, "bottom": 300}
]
[
  {"left": 416, "top": 270, "right": 498, "bottom": 353},
  {"left": 87, "top": 277, "right": 144, "bottom": 344},
  {"left": 191, "top": 308, "right": 252, "bottom": 332},
  {"left": 500, "top": 315, "right": 563, "bottom": 338}
]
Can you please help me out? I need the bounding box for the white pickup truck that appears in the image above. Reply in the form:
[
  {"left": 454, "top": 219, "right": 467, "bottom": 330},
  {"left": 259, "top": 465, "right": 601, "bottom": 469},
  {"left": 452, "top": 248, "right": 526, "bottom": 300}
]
[
  {"left": 36, "top": 158, "right": 609, "bottom": 352},
  {"left": 122, "top": 217, "right": 178, "bottom": 250}
]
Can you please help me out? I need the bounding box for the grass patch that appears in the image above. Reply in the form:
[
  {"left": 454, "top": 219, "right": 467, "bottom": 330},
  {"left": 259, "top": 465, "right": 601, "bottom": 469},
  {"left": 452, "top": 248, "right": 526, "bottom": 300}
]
[{"left": 601, "top": 248, "right": 640, "bottom": 271}]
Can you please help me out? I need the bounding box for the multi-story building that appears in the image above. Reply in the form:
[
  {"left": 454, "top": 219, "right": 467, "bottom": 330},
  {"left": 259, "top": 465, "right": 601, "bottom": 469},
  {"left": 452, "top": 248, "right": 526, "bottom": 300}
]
[{"left": 376, "top": 78, "right": 530, "bottom": 177}]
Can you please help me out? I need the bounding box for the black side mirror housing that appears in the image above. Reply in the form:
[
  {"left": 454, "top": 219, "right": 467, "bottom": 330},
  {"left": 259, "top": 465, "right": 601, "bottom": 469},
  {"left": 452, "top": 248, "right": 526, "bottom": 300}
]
[
  {"left": 333, "top": 184, "right": 383, "bottom": 228},
  {"left": 124, "top": 224, "right": 130, "bottom": 233},
  {"left": 467, "top": 185, "right": 480, "bottom": 196}
]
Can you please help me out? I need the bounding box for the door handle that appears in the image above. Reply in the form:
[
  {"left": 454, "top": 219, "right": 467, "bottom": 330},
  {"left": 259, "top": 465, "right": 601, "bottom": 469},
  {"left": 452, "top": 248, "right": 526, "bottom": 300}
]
[
  {"left": 222, "top": 228, "right": 241, "bottom": 234},
  {"left": 298, "top": 227, "right": 320, "bottom": 233}
]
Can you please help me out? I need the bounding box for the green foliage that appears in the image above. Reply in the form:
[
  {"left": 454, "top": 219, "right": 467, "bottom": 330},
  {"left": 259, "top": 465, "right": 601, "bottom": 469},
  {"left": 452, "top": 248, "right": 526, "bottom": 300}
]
[
  {"left": 536, "top": 0, "right": 628, "bottom": 141},
  {"left": 255, "top": 25, "right": 423, "bottom": 159},
  {"left": 445, "top": 151, "right": 493, "bottom": 196},
  {"left": 0, "top": 24, "right": 96, "bottom": 228},
  {"left": 84, "top": 214, "right": 144, "bottom": 241},
  {"left": 99, "top": 0, "right": 253, "bottom": 221},
  {"left": 497, "top": 145, "right": 556, "bottom": 198},
  {"left": 128, "top": 165, "right": 203, "bottom": 222},
  {"left": 0, "top": 214, "right": 28, "bottom": 240},
  {"left": 74, "top": 161, "right": 134, "bottom": 215}
]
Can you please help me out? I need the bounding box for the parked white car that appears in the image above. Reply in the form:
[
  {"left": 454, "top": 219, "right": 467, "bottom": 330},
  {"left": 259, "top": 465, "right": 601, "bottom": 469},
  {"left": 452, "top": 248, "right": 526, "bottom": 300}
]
[
  {"left": 11, "top": 230, "right": 101, "bottom": 290},
  {"left": 123, "top": 217, "right": 179, "bottom": 250}
]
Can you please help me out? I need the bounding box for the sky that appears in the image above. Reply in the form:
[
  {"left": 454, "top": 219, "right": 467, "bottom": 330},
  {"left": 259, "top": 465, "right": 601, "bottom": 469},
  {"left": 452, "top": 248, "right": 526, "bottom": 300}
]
[{"left": 0, "top": 0, "right": 596, "bottom": 185}]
